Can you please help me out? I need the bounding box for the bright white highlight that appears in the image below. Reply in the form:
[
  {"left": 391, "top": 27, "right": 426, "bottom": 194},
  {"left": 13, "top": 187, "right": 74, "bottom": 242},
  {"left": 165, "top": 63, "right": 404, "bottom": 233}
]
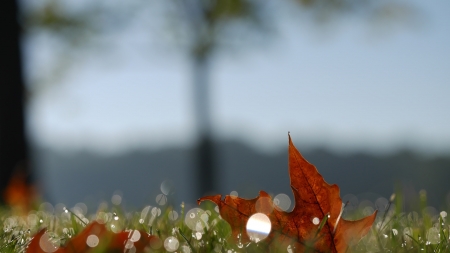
[{"left": 246, "top": 213, "right": 272, "bottom": 243}]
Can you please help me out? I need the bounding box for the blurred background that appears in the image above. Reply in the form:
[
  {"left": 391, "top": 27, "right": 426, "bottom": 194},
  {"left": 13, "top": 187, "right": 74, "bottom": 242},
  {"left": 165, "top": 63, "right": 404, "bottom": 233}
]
[{"left": 2, "top": 0, "right": 449, "bottom": 212}]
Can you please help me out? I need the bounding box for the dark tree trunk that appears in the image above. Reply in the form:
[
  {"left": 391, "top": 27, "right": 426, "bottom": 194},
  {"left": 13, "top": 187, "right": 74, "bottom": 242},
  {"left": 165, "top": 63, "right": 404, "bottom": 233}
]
[
  {"left": 192, "top": 55, "right": 216, "bottom": 197},
  {"left": 0, "top": 0, "right": 31, "bottom": 201}
]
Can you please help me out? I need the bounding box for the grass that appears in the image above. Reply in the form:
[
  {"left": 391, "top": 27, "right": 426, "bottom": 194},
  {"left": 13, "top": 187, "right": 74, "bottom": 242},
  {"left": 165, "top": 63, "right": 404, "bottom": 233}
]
[{"left": 1, "top": 189, "right": 449, "bottom": 253}]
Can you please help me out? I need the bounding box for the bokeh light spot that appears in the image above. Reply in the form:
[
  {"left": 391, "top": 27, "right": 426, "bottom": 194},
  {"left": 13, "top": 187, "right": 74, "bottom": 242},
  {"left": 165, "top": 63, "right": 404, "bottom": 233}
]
[
  {"left": 246, "top": 213, "right": 271, "bottom": 243},
  {"left": 427, "top": 227, "right": 440, "bottom": 244},
  {"left": 111, "top": 191, "right": 122, "bottom": 205},
  {"left": 156, "top": 194, "right": 167, "bottom": 206},
  {"left": 169, "top": 210, "right": 179, "bottom": 221},
  {"left": 312, "top": 217, "right": 320, "bottom": 225},
  {"left": 164, "top": 236, "right": 179, "bottom": 252},
  {"left": 86, "top": 234, "right": 99, "bottom": 247},
  {"left": 161, "top": 180, "right": 175, "bottom": 195},
  {"left": 39, "top": 233, "right": 59, "bottom": 253},
  {"left": 129, "top": 230, "right": 141, "bottom": 242},
  {"left": 274, "top": 193, "right": 291, "bottom": 211},
  {"left": 185, "top": 208, "right": 207, "bottom": 232}
]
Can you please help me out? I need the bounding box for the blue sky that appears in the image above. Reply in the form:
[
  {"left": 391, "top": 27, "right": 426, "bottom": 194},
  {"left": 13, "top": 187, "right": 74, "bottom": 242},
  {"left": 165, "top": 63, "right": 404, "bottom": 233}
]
[{"left": 26, "top": 0, "right": 450, "bottom": 155}]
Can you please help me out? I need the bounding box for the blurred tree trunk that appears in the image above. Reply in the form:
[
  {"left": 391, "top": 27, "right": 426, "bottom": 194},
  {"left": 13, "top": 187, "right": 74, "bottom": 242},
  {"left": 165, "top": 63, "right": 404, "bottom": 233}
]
[
  {"left": 0, "top": 0, "right": 32, "bottom": 203},
  {"left": 192, "top": 53, "right": 216, "bottom": 197}
]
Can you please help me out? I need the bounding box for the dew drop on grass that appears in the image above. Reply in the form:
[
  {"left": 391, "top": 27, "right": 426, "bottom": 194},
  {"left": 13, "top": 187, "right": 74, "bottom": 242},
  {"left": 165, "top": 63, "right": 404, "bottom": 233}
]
[
  {"left": 195, "top": 232, "right": 202, "bottom": 240},
  {"left": 246, "top": 213, "right": 271, "bottom": 243},
  {"left": 441, "top": 211, "right": 447, "bottom": 218},
  {"left": 164, "top": 236, "right": 179, "bottom": 252}
]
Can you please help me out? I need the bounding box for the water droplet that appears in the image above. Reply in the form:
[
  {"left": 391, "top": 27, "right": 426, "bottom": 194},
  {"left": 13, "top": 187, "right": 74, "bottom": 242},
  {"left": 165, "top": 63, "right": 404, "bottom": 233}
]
[
  {"left": 156, "top": 194, "right": 168, "bottom": 206},
  {"left": 86, "top": 235, "right": 99, "bottom": 247},
  {"left": 164, "top": 236, "right": 179, "bottom": 252},
  {"left": 440, "top": 211, "right": 447, "bottom": 218},
  {"left": 246, "top": 213, "right": 271, "bottom": 243},
  {"left": 312, "top": 217, "right": 320, "bottom": 225},
  {"left": 274, "top": 193, "right": 291, "bottom": 211},
  {"left": 139, "top": 218, "right": 144, "bottom": 224},
  {"left": 195, "top": 232, "right": 202, "bottom": 240},
  {"left": 161, "top": 180, "right": 175, "bottom": 195}
]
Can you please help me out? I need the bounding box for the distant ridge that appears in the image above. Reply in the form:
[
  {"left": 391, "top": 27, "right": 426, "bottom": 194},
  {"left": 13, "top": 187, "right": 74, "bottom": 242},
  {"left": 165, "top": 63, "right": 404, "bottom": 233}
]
[{"left": 33, "top": 140, "right": 450, "bottom": 210}]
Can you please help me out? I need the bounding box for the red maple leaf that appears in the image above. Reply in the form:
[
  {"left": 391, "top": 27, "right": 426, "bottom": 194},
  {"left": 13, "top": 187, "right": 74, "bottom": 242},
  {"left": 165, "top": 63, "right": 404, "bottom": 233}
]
[{"left": 198, "top": 134, "right": 377, "bottom": 252}]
